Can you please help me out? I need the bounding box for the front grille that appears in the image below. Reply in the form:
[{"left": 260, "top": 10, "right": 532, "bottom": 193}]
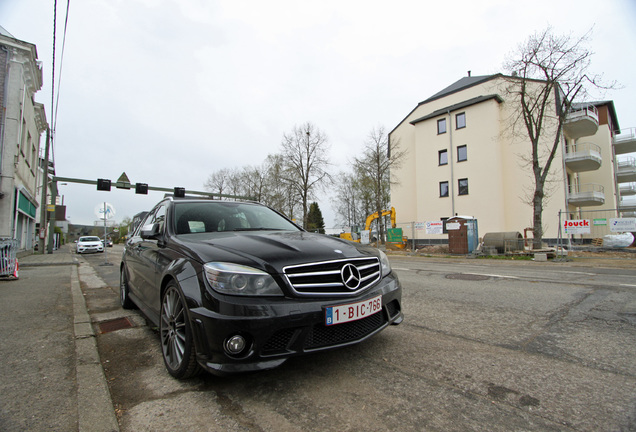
[
  {"left": 283, "top": 257, "right": 381, "bottom": 296},
  {"left": 305, "top": 311, "right": 386, "bottom": 350}
]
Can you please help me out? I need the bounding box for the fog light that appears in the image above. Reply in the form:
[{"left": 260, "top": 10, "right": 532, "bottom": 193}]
[{"left": 225, "top": 335, "right": 246, "bottom": 355}]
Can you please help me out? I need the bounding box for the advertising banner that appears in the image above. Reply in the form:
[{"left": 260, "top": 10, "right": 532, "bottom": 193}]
[
  {"left": 609, "top": 218, "right": 636, "bottom": 232},
  {"left": 387, "top": 228, "right": 403, "bottom": 243},
  {"left": 425, "top": 221, "right": 444, "bottom": 234},
  {"left": 564, "top": 219, "right": 591, "bottom": 234}
]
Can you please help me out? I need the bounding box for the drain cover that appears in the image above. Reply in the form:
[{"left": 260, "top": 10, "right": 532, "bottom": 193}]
[
  {"left": 445, "top": 273, "right": 491, "bottom": 281},
  {"left": 98, "top": 317, "right": 133, "bottom": 334}
]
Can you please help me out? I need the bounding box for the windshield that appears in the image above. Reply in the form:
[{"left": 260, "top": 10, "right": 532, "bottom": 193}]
[
  {"left": 173, "top": 202, "right": 301, "bottom": 235},
  {"left": 79, "top": 236, "right": 101, "bottom": 242}
]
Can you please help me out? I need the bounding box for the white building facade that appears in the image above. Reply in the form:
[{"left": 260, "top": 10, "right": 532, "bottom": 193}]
[{"left": 0, "top": 27, "right": 47, "bottom": 252}]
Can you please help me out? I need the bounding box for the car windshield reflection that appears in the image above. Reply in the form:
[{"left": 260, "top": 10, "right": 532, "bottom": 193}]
[{"left": 173, "top": 202, "right": 300, "bottom": 235}]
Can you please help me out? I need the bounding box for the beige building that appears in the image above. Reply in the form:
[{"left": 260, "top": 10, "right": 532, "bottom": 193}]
[
  {"left": 389, "top": 73, "right": 636, "bottom": 246},
  {"left": 0, "top": 27, "right": 47, "bottom": 252}
]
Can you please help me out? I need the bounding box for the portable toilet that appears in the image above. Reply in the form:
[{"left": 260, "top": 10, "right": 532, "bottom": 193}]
[{"left": 446, "top": 216, "right": 479, "bottom": 254}]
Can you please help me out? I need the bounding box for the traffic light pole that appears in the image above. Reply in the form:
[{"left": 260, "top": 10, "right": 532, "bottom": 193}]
[
  {"left": 101, "top": 202, "right": 112, "bottom": 266},
  {"left": 51, "top": 176, "right": 253, "bottom": 200}
]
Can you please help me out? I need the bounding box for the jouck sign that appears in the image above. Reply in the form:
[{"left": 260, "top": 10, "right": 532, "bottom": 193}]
[{"left": 564, "top": 219, "right": 591, "bottom": 234}]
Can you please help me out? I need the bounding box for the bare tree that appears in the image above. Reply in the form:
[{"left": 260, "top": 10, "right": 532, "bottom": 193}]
[
  {"left": 262, "top": 154, "right": 298, "bottom": 220},
  {"left": 503, "top": 27, "right": 615, "bottom": 248},
  {"left": 333, "top": 171, "right": 371, "bottom": 229},
  {"left": 203, "top": 154, "right": 300, "bottom": 220},
  {"left": 239, "top": 165, "right": 268, "bottom": 202},
  {"left": 353, "top": 126, "right": 406, "bottom": 243},
  {"left": 204, "top": 168, "right": 232, "bottom": 197},
  {"left": 280, "top": 122, "right": 332, "bottom": 229}
]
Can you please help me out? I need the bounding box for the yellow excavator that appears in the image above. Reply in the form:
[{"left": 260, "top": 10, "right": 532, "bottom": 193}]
[{"left": 340, "top": 207, "right": 406, "bottom": 249}]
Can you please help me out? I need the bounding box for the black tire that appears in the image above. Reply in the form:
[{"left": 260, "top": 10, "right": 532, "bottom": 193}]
[
  {"left": 120, "top": 267, "right": 136, "bottom": 309},
  {"left": 160, "top": 283, "right": 201, "bottom": 379}
]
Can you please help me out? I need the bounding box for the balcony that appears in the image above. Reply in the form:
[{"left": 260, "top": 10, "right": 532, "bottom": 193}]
[
  {"left": 619, "top": 198, "right": 636, "bottom": 212},
  {"left": 567, "top": 183, "right": 605, "bottom": 207},
  {"left": 564, "top": 142, "right": 601, "bottom": 172},
  {"left": 613, "top": 127, "right": 636, "bottom": 155},
  {"left": 617, "top": 156, "right": 636, "bottom": 183},
  {"left": 619, "top": 183, "right": 636, "bottom": 196},
  {"left": 563, "top": 105, "right": 599, "bottom": 140}
]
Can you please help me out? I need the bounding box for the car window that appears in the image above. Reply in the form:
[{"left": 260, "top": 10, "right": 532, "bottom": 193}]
[
  {"left": 141, "top": 204, "right": 167, "bottom": 235},
  {"left": 79, "top": 236, "right": 100, "bottom": 242},
  {"left": 154, "top": 205, "right": 167, "bottom": 233},
  {"left": 130, "top": 211, "right": 149, "bottom": 237}
]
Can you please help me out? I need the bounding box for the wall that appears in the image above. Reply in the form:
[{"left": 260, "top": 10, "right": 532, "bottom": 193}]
[{"left": 391, "top": 75, "right": 568, "bottom": 243}]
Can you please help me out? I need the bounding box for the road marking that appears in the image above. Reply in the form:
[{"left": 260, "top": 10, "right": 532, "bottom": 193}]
[
  {"left": 392, "top": 268, "right": 412, "bottom": 271},
  {"left": 620, "top": 284, "right": 636, "bottom": 288},
  {"left": 465, "top": 273, "right": 519, "bottom": 280},
  {"left": 560, "top": 271, "right": 597, "bottom": 276}
]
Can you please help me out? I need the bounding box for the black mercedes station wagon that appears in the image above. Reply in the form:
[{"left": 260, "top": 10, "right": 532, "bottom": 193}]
[{"left": 120, "top": 198, "right": 403, "bottom": 379}]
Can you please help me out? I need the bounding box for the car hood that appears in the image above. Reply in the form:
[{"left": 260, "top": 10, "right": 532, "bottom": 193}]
[{"left": 172, "top": 230, "right": 379, "bottom": 273}]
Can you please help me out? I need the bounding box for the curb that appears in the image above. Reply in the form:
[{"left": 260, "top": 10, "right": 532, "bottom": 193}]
[
  {"left": 20, "top": 260, "right": 79, "bottom": 267},
  {"left": 71, "top": 265, "right": 120, "bottom": 432}
]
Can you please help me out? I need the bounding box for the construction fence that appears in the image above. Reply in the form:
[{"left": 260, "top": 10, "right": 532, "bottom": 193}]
[
  {"left": 557, "top": 209, "right": 636, "bottom": 247},
  {"left": 0, "top": 238, "right": 19, "bottom": 279},
  {"left": 392, "top": 208, "right": 636, "bottom": 251}
]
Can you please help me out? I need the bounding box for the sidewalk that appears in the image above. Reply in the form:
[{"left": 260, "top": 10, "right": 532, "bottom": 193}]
[
  {"left": 19, "top": 243, "right": 79, "bottom": 268},
  {"left": 1, "top": 244, "right": 119, "bottom": 432}
]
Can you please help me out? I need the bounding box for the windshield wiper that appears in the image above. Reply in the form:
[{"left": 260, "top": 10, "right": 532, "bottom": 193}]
[{"left": 230, "top": 228, "right": 286, "bottom": 232}]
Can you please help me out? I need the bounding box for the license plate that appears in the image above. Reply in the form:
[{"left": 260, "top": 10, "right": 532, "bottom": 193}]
[{"left": 325, "top": 295, "right": 382, "bottom": 326}]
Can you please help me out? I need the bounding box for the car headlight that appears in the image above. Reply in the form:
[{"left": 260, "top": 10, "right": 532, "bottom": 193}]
[
  {"left": 203, "top": 262, "right": 284, "bottom": 296},
  {"left": 379, "top": 250, "right": 392, "bottom": 277}
]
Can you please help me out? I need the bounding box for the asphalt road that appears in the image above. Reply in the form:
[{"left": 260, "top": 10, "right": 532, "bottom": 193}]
[{"left": 78, "top": 246, "right": 636, "bottom": 431}]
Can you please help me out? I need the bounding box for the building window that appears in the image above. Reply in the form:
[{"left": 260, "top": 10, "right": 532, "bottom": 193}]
[
  {"left": 440, "top": 181, "right": 449, "bottom": 197},
  {"left": 20, "top": 119, "right": 26, "bottom": 155},
  {"left": 458, "top": 178, "right": 469, "bottom": 195},
  {"left": 457, "top": 145, "right": 467, "bottom": 162},
  {"left": 439, "top": 150, "right": 448, "bottom": 165},
  {"left": 437, "top": 118, "right": 446, "bottom": 134},
  {"left": 456, "top": 112, "right": 466, "bottom": 129}
]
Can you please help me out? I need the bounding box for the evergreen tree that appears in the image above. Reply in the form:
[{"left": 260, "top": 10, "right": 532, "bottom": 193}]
[{"left": 306, "top": 202, "right": 326, "bottom": 234}]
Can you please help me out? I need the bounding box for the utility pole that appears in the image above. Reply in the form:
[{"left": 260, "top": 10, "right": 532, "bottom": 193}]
[
  {"left": 38, "top": 127, "right": 50, "bottom": 254},
  {"left": 46, "top": 180, "right": 57, "bottom": 254}
]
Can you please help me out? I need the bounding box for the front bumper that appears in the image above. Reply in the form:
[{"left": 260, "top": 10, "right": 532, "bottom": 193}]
[
  {"left": 188, "top": 273, "right": 402, "bottom": 375},
  {"left": 77, "top": 245, "right": 104, "bottom": 253}
]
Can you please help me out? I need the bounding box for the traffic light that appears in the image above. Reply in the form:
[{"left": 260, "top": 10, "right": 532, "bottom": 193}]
[
  {"left": 174, "top": 187, "right": 186, "bottom": 198},
  {"left": 97, "top": 178, "right": 111, "bottom": 191},
  {"left": 135, "top": 183, "right": 149, "bottom": 194}
]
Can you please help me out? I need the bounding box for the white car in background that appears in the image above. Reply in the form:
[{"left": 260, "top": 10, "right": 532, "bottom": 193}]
[{"left": 76, "top": 236, "right": 104, "bottom": 254}]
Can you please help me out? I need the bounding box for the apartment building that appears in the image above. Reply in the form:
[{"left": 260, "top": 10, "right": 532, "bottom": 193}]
[
  {"left": 389, "top": 73, "right": 635, "bottom": 245},
  {"left": 0, "top": 27, "right": 47, "bottom": 251}
]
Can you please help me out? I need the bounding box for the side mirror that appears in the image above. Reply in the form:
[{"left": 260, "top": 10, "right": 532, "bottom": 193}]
[{"left": 140, "top": 223, "right": 161, "bottom": 240}]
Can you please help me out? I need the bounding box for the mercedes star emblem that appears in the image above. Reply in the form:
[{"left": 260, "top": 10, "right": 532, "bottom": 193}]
[{"left": 341, "top": 263, "right": 361, "bottom": 290}]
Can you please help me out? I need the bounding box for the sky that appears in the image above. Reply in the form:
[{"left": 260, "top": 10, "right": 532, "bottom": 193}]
[{"left": 2, "top": 0, "right": 636, "bottom": 228}]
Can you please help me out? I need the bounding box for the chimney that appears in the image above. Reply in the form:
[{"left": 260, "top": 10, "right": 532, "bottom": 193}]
[{"left": 468, "top": 70, "right": 471, "bottom": 77}]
